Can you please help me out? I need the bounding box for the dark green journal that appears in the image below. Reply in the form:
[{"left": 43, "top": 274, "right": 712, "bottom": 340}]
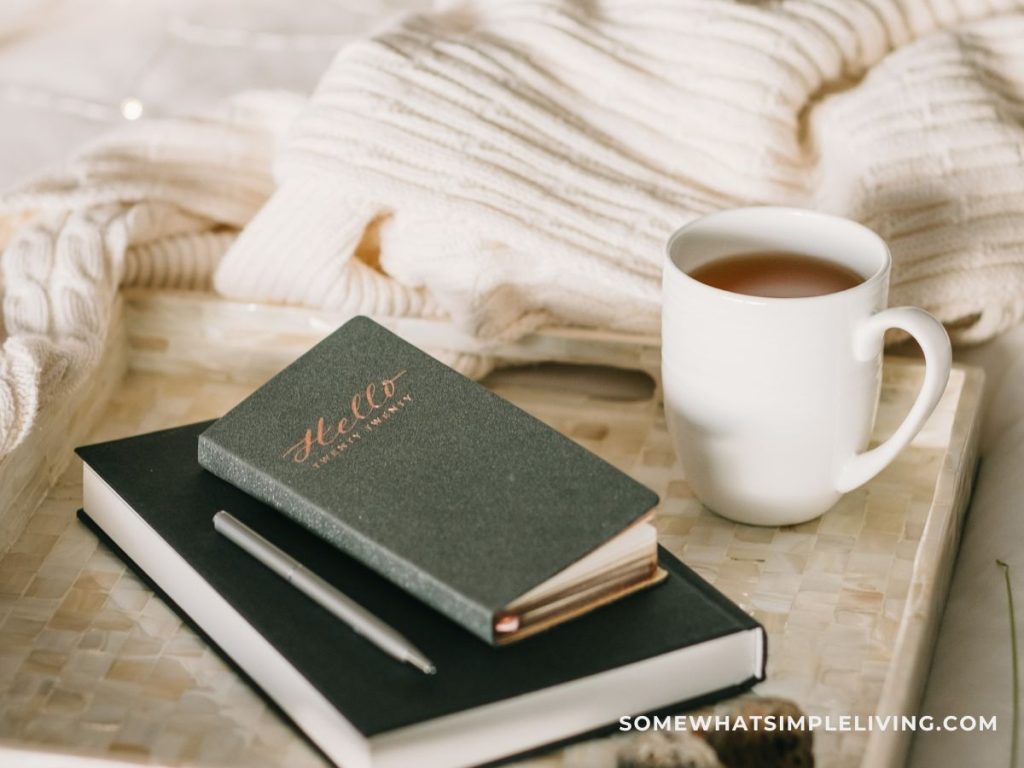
[{"left": 198, "top": 316, "right": 662, "bottom": 644}]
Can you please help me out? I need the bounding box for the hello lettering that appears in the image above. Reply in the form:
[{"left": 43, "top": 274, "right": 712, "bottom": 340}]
[{"left": 282, "top": 370, "right": 409, "bottom": 464}]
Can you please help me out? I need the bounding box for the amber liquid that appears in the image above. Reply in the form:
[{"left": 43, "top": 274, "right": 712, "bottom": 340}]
[{"left": 688, "top": 251, "right": 864, "bottom": 298}]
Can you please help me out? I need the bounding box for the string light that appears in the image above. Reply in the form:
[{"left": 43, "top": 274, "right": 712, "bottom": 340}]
[{"left": 120, "top": 97, "right": 144, "bottom": 121}]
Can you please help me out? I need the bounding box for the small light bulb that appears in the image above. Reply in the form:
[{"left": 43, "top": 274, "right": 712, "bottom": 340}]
[{"left": 120, "top": 97, "right": 144, "bottom": 121}]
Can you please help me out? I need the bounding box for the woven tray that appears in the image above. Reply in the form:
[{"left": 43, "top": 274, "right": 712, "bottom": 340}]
[{"left": 0, "top": 292, "right": 984, "bottom": 768}]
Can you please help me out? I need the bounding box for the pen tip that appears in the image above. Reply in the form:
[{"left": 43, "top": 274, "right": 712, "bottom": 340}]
[{"left": 408, "top": 656, "right": 436, "bottom": 675}]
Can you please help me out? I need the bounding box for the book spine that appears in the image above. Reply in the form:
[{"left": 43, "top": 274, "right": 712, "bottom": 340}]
[{"left": 198, "top": 434, "right": 496, "bottom": 644}]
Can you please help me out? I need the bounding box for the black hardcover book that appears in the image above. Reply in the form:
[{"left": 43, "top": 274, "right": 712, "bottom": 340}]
[
  {"left": 197, "top": 316, "right": 665, "bottom": 644},
  {"left": 78, "top": 422, "right": 766, "bottom": 768}
]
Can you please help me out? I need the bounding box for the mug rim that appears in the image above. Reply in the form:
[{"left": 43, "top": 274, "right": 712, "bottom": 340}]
[{"left": 664, "top": 206, "right": 891, "bottom": 306}]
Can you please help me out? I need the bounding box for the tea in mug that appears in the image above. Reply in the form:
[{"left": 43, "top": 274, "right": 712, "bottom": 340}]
[{"left": 688, "top": 251, "right": 863, "bottom": 298}]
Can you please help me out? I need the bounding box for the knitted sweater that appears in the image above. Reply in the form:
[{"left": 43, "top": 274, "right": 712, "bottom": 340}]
[{"left": 3, "top": 0, "right": 1024, "bottom": 460}]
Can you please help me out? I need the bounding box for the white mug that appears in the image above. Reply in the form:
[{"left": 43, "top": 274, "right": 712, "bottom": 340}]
[{"left": 662, "top": 207, "right": 952, "bottom": 526}]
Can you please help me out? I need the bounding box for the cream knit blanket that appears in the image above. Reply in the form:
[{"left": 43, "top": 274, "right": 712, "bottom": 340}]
[{"left": 3, "top": 0, "right": 1024, "bottom": 460}]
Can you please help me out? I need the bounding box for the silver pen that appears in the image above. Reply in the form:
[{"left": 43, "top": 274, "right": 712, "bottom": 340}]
[{"left": 213, "top": 510, "right": 436, "bottom": 675}]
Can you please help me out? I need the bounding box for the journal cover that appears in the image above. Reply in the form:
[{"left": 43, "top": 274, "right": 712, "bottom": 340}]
[
  {"left": 77, "top": 421, "right": 766, "bottom": 766},
  {"left": 197, "top": 316, "right": 661, "bottom": 643}
]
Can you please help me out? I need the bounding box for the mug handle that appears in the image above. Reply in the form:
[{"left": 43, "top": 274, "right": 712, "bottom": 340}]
[{"left": 836, "top": 307, "right": 952, "bottom": 493}]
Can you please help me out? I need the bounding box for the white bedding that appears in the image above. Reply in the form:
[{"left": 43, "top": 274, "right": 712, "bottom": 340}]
[
  {"left": 0, "top": 0, "right": 429, "bottom": 190},
  {"left": 909, "top": 323, "right": 1024, "bottom": 767},
  {"left": 2, "top": 3, "right": 1022, "bottom": 767}
]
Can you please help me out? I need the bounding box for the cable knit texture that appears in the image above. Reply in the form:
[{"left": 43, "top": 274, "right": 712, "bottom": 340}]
[{"left": 3, "top": 0, "right": 1024, "bottom": 460}]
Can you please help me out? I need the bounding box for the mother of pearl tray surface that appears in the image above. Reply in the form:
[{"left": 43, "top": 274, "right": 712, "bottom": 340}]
[{"left": 0, "top": 291, "right": 984, "bottom": 768}]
